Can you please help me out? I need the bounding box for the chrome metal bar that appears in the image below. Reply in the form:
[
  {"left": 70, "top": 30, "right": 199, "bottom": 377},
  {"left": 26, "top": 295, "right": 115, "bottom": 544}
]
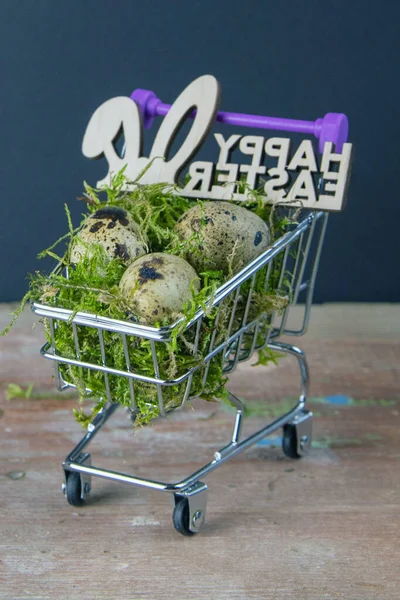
[
  {"left": 201, "top": 308, "right": 221, "bottom": 387},
  {"left": 273, "top": 244, "right": 290, "bottom": 335},
  {"left": 276, "top": 216, "right": 317, "bottom": 338},
  {"left": 121, "top": 333, "right": 136, "bottom": 411},
  {"left": 150, "top": 340, "right": 165, "bottom": 416},
  {"left": 72, "top": 323, "right": 81, "bottom": 359},
  {"left": 241, "top": 273, "right": 256, "bottom": 328},
  {"left": 48, "top": 318, "right": 65, "bottom": 390},
  {"left": 277, "top": 307, "right": 289, "bottom": 337},
  {"left": 284, "top": 212, "right": 329, "bottom": 337},
  {"left": 42, "top": 304, "right": 291, "bottom": 390},
  {"left": 249, "top": 320, "right": 261, "bottom": 358},
  {"left": 298, "top": 212, "right": 329, "bottom": 336},
  {"left": 40, "top": 344, "right": 184, "bottom": 386},
  {"left": 262, "top": 249, "right": 284, "bottom": 337},
  {"left": 222, "top": 287, "right": 242, "bottom": 373},
  {"left": 180, "top": 317, "right": 203, "bottom": 409},
  {"left": 277, "top": 236, "right": 302, "bottom": 335},
  {"left": 280, "top": 230, "right": 305, "bottom": 330},
  {"left": 32, "top": 304, "right": 172, "bottom": 340},
  {"left": 203, "top": 317, "right": 260, "bottom": 363},
  {"left": 259, "top": 317, "right": 274, "bottom": 349},
  {"left": 65, "top": 461, "right": 171, "bottom": 491},
  {"left": 49, "top": 318, "right": 56, "bottom": 350},
  {"left": 231, "top": 273, "right": 257, "bottom": 372},
  {"left": 268, "top": 341, "right": 309, "bottom": 401},
  {"left": 291, "top": 232, "right": 305, "bottom": 293},
  {"left": 66, "top": 402, "right": 119, "bottom": 463},
  {"left": 66, "top": 401, "right": 302, "bottom": 493},
  {"left": 292, "top": 217, "right": 316, "bottom": 305},
  {"left": 225, "top": 286, "right": 241, "bottom": 340},
  {"left": 263, "top": 258, "right": 274, "bottom": 293},
  {"left": 228, "top": 391, "right": 245, "bottom": 444},
  {"left": 276, "top": 244, "right": 290, "bottom": 291},
  {"left": 98, "top": 328, "right": 112, "bottom": 403},
  {"left": 71, "top": 322, "right": 85, "bottom": 388}
]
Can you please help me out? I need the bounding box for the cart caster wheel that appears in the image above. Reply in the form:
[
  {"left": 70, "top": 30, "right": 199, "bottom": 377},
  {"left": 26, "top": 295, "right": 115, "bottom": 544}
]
[
  {"left": 66, "top": 472, "right": 84, "bottom": 507},
  {"left": 173, "top": 498, "right": 195, "bottom": 536},
  {"left": 173, "top": 482, "right": 207, "bottom": 536},
  {"left": 282, "top": 410, "right": 312, "bottom": 459},
  {"left": 282, "top": 425, "right": 301, "bottom": 459}
]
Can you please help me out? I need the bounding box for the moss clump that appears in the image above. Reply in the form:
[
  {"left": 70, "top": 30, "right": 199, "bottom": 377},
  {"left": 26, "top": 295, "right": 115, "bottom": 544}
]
[{"left": 3, "top": 170, "right": 296, "bottom": 428}]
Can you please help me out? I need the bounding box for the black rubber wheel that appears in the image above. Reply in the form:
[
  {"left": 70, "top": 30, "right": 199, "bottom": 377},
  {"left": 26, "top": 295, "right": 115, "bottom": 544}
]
[
  {"left": 172, "top": 499, "right": 195, "bottom": 536},
  {"left": 282, "top": 424, "right": 302, "bottom": 459},
  {"left": 66, "top": 472, "right": 84, "bottom": 506}
]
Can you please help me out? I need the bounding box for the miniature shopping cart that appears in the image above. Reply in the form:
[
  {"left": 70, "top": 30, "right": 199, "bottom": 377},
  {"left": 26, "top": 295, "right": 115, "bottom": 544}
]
[{"left": 31, "top": 81, "right": 351, "bottom": 535}]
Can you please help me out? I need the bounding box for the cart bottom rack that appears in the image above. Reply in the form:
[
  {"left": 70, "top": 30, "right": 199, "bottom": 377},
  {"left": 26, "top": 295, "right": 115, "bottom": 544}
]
[{"left": 61, "top": 340, "right": 311, "bottom": 536}]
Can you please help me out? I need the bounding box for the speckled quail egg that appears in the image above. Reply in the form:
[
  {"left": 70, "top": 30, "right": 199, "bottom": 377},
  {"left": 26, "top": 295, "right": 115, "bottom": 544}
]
[
  {"left": 174, "top": 201, "right": 270, "bottom": 274},
  {"left": 119, "top": 253, "right": 200, "bottom": 324},
  {"left": 70, "top": 206, "right": 147, "bottom": 265}
]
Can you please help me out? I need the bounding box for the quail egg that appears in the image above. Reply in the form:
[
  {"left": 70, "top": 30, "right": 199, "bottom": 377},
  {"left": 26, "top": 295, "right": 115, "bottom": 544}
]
[
  {"left": 119, "top": 253, "right": 200, "bottom": 324},
  {"left": 70, "top": 206, "right": 147, "bottom": 265},
  {"left": 174, "top": 201, "right": 270, "bottom": 274}
]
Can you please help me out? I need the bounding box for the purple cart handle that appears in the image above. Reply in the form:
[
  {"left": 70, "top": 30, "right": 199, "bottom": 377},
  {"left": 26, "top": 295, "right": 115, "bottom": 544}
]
[{"left": 131, "top": 88, "right": 348, "bottom": 154}]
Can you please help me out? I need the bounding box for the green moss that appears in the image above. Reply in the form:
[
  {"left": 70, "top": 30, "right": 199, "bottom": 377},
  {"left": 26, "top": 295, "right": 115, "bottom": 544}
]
[
  {"left": 5, "top": 383, "right": 78, "bottom": 401},
  {"left": 2, "top": 171, "right": 297, "bottom": 428}
]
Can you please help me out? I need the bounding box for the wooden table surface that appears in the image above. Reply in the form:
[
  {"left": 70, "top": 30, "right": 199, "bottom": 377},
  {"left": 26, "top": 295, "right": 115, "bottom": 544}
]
[{"left": 0, "top": 304, "right": 399, "bottom": 600}]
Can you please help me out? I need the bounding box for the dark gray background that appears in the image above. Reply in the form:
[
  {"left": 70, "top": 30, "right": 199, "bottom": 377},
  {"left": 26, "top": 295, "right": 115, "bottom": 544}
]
[{"left": 1, "top": 0, "right": 399, "bottom": 303}]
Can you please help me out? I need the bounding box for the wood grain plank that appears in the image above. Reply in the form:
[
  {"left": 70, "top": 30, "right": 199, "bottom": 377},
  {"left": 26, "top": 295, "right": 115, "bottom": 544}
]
[{"left": 0, "top": 304, "right": 399, "bottom": 600}]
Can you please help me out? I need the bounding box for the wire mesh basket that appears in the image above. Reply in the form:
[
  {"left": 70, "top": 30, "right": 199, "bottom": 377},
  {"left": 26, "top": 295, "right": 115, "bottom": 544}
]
[{"left": 32, "top": 210, "right": 327, "bottom": 418}]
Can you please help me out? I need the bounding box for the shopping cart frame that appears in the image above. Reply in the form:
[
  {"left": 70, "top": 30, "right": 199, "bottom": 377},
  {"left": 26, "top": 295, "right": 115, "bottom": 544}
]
[{"left": 32, "top": 207, "right": 328, "bottom": 535}]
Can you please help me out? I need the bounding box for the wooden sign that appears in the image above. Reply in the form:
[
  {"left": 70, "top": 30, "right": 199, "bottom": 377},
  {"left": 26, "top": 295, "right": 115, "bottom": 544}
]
[{"left": 82, "top": 75, "right": 353, "bottom": 212}]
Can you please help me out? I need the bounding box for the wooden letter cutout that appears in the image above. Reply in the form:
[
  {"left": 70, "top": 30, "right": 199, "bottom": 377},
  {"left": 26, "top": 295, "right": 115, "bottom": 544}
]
[
  {"left": 82, "top": 75, "right": 220, "bottom": 187},
  {"left": 82, "top": 75, "right": 353, "bottom": 212}
]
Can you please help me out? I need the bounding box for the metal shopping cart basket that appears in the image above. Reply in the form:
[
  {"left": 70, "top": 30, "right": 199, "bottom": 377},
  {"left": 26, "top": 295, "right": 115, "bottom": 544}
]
[{"left": 31, "top": 76, "right": 352, "bottom": 535}]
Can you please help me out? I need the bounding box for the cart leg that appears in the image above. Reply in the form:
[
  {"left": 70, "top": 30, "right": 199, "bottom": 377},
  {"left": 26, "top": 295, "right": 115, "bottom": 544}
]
[
  {"left": 173, "top": 481, "right": 208, "bottom": 536},
  {"left": 267, "top": 341, "right": 312, "bottom": 457},
  {"left": 62, "top": 402, "right": 119, "bottom": 505},
  {"left": 228, "top": 391, "right": 244, "bottom": 444},
  {"left": 267, "top": 341, "right": 309, "bottom": 406}
]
